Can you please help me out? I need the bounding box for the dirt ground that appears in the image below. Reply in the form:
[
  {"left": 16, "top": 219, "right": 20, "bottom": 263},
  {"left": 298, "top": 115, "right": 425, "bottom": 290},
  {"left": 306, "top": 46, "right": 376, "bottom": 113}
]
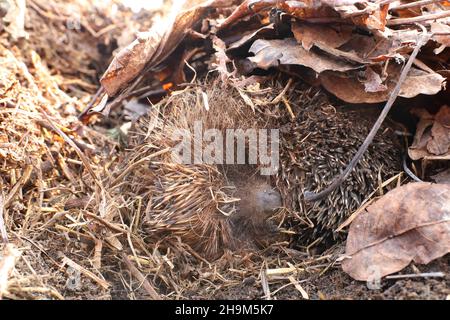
[{"left": 183, "top": 253, "right": 449, "bottom": 300}]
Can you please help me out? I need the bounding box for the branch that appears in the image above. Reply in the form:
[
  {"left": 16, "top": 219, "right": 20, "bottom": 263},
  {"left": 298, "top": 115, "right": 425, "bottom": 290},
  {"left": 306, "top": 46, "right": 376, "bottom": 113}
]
[{"left": 304, "top": 25, "right": 429, "bottom": 202}]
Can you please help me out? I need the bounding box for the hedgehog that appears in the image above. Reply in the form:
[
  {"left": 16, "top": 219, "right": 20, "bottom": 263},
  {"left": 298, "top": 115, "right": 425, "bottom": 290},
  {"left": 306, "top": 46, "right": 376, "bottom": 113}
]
[
  {"left": 275, "top": 90, "right": 402, "bottom": 245},
  {"left": 122, "top": 82, "right": 402, "bottom": 258}
]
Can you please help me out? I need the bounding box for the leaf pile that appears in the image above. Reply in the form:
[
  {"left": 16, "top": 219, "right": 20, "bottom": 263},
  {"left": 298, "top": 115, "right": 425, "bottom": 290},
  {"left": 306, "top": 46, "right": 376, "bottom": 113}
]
[{"left": 91, "top": 0, "right": 449, "bottom": 120}]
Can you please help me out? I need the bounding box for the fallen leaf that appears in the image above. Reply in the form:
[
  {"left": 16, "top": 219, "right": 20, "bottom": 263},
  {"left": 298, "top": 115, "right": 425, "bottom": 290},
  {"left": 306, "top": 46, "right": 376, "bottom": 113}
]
[
  {"left": 217, "top": 0, "right": 274, "bottom": 30},
  {"left": 320, "top": 65, "right": 446, "bottom": 103},
  {"left": 431, "top": 22, "right": 450, "bottom": 55},
  {"left": 342, "top": 182, "right": 450, "bottom": 281},
  {"left": 428, "top": 121, "right": 450, "bottom": 155},
  {"left": 292, "top": 22, "right": 352, "bottom": 51},
  {"left": 219, "top": 0, "right": 390, "bottom": 31},
  {"left": 363, "top": 67, "right": 387, "bottom": 93},
  {"left": 212, "top": 35, "right": 235, "bottom": 82},
  {"left": 338, "top": 29, "right": 419, "bottom": 63},
  {"left": 409, "top": 105, "right": 450, "bottom": 160},
  {"left": 249, "top": 38, "right": 359, "bottom": 73},
  {"left": 226, "top": 24, "right": 275, "bottom": 52},
  {"left": 293, "top": 22, "right": 420, "bottom": 65},
  {"left": 432, "top": 169, "right": 450, "bottom": 185},
  {"left": 336, "top": 2, "right": 389, "bottom": 31},
  {"left": 101, "top": 0, "right": 235, "bottom": 96}
]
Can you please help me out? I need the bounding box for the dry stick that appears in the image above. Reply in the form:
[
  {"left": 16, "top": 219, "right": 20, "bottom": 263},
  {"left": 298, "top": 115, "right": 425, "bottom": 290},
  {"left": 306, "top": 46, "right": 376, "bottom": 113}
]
[
  {"left": 78, "top": 86, "right": 104, "bottom": 121},
  {"left": 120, "top": 252, "right": 162, "bottom": 300},
  {"left": 81, "top": 211, "right": 128, "bottom": 234},
  {"left": 386, "top": 272, "right": 445, "bottom": 280},
  {"left": 5, "top": 164, "right": 33, "bottom": 208},
  {"left": 0, "top": 195, "right": 8, "bottom": 243},
  {"left": 304, "top": 27, "right": 429, "bottom": 202},
  {"left": 40, "top": 110, "right": 101, "bottom": 188},
  {"left": 378, "top": 0, "right": 401, "bottom": 6},
  {"left": 269, "top": 78, "right": 293, "bottom": 105},
  {"left": 403, "top": 156, "right": 423, "bottom": 182},
  {"left": 387, "top": 10, "right": 450, "bottom": 26},
  {"left": 390, "top": 0, "right": 446, "bottom": 11}
]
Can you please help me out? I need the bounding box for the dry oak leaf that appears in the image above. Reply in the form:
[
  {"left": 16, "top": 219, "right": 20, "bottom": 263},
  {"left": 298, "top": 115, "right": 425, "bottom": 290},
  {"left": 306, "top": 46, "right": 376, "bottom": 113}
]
[
  {"left": 292, "top": 22, "right": 353, "bottom": 52},
  {"left": 363, "top": 67, "right": 387, "bottom": 93},
  {"left": 409, "top": 105, "right": 450, "bottom": 160},
  {"left": 293, "top": 23, "right": 419, "bottom": 65},
  {"left": 432, "top": 169, "right": 450, "bottom": 185},
  {"left": 249, "top": 38, "right": 359, "bottom": 73},
  {"left": 342, "top": 182, "right": 450, "bottom": 281},
  {"left": 100, "top": 0, "right": 236, "bottom": 96},
  {"left": 320, "top": 66, "right": 446, "bottom": 104},
  {"left": 431, "top": 22, "right": 450, "bottom": 55}
]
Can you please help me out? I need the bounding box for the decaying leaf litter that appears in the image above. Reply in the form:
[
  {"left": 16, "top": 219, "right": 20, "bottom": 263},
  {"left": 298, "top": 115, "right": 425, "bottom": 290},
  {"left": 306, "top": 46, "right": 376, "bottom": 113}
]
[{"left": 0, "top": 0, "right": 449, "bottom": 300}]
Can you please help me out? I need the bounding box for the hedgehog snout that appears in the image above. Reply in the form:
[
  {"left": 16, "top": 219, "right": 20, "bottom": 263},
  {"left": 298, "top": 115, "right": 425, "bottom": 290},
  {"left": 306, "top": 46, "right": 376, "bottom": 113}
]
[{"left": 255, "top": 188, "right": 282, "bottom": 214}]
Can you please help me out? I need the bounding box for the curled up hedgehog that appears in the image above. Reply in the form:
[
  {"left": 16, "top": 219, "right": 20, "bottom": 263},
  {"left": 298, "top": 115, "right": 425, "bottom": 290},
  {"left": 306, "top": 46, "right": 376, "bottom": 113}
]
[{"left": 121, "top": 81, "right": 402, "bottom": 258}]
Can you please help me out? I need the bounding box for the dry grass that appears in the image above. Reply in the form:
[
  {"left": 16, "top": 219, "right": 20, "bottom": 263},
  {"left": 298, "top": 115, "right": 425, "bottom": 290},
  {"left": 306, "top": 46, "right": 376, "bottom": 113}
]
[{"left": 0, "top": 0, "right": 140, "bottom": 300}]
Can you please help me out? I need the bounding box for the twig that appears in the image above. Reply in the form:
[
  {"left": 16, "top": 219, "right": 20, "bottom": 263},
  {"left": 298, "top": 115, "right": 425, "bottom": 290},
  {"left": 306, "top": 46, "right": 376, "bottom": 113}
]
[
  {"left": 81, "top": 211, "right": 128, "bottom": 234},
  {"left": 40, "top": 109, "right": 102, "bottom": 188},
  {"left": 387, "top": 11, "right": 450, "bottom": 26},
  {"left": 378, "top": 0, "right": 401, "bottom": 6},
  {"left": 78, "top": 86, "right": 104, "bottom": 121},
  {"left": 304, "top": 25, "right": 429, "bottom": 202},
  {"left": 37, "top": 119, "right": 95, "bottom": 153},
  {"left": 0, "top": 195, "right": 8, "bottom": 243},
  {"left": 288, "top": 276, "right": 309, "bottom": 300},
  {"left": 403, "top": 156, "right": 423, "bottom": 182},
  {"left": 386, "top": 272, "right": 445, "bottom": 280},
  {"left": 61, "top": 256, "right": 110, "bottom": 290},
  {"left": 5, "top": 164, "right": 33, "bottom": 208},
  {"left": 121, "top": 253, "right": 162, "bottom": 300},
  {"left": 390, "top": 0, "right": 446, "bottom": 11},
  {"left": 269, "top": 78, "right": 293, "bottom": 105}
]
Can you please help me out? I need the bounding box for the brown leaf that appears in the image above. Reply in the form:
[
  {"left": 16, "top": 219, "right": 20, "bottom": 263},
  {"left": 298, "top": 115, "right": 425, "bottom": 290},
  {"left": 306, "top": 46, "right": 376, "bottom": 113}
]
[
  {"left": 338, "top": 29, "right": 419, "bottom": 63},
  {"left": 362, "top": 67, "right": 387, "bottom": 93},
  {"left": 100, "top": 0, "right": 235, "bottom": 96},
  {"left": 212, "top": 36, "right": 235, "bottom": 82},
  {"left": 431, "top": 22, "right": 450, "bottom": 55},
  {"left": 226, "top": 24, "right": 275, "bottom": 52},
  {"left": 219, "top": 0, "right": 389, "bottom": 31},
  {"left": 342, "top": 182, "right": 450, "bottom": 281},
  {"left": 408, "top": 117, "right": 435, "bottom": 161},
  {"left": 429, "top": 105, "right": 450, "bottom": 155},
  {"left": 320, "top": 66, "right": 446, "bottom": 103},
  {"left": 348, "top": 3, "right": 389, "bottom": 31},
  {"left": 249, "top": 38, "right": 359, "bottom": 73},
  {"left": 436, "top": 104, "right": 450, "bottom": 128},
  {"left": 428, "top": 121, "right": 450, "bottom": 155},
  {"left": 292, "top": 22, "right": 352, "bottom": 51},
  {"left": 409, "top": 105, "right": 450, "bottom": 160},
  {"left": 276, "top": 0, "right": 340, "bottom": 21},
  {"left": 293, "top": 22, "right": 421, "bottom": 66},
  {"left": 217, "top": 0, "right": 275, "bottom": 30},
  {"left": 432, "top": 169, "right": 450, "bottom": 185}
]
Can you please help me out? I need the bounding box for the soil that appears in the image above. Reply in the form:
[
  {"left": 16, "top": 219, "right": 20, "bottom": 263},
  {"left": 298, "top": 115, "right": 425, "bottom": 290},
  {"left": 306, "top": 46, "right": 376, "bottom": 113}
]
[{"left": 185, "top": 254, "right": 450, "bottom": 300}]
